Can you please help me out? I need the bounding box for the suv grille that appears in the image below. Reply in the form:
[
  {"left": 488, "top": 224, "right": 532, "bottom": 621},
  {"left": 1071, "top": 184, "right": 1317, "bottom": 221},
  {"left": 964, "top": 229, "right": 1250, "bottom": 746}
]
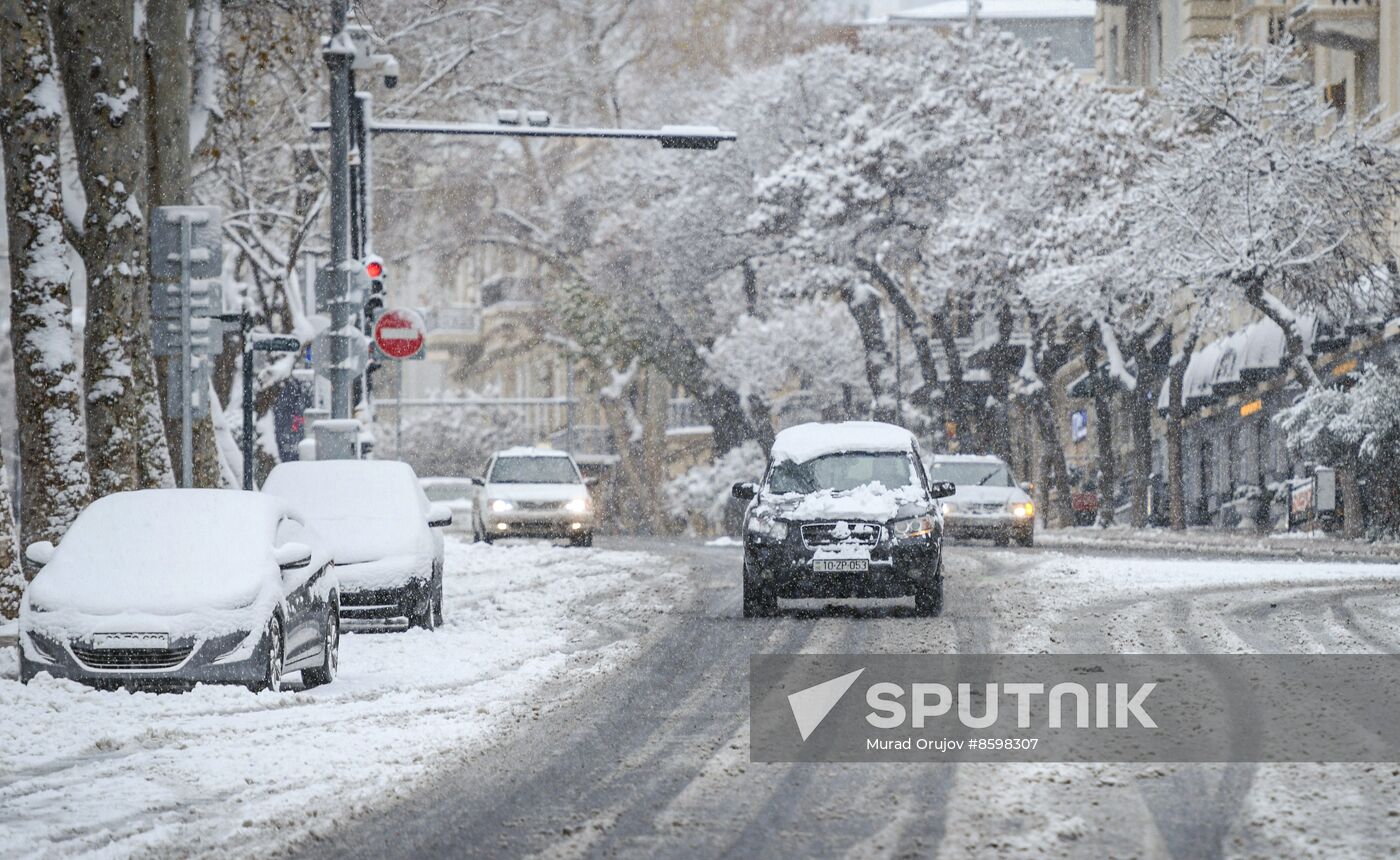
[
  {"left": 71, "top": 644, "right": 194, "bottom": 671},
  {"left": 801, "top": 522, "right": 882, "bottom": 548},
  {"left": 965, "top": 502, "right": 1006, "bottom": 515}
]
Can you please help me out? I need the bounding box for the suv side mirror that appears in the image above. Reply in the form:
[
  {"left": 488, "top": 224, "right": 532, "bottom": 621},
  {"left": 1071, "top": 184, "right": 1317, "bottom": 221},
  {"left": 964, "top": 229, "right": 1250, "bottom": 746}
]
[
  {"left": 274, "top": 542, "right": 313, "bottom": 570},
  {"left": 929, "top": 481, "right": 957, "bottom": 499},
  {"left": 25, "top": 541, "right": 56, "bottom": 567},
  {"left": 1019, "top": 481, "right": 1033, "bottom": 493},
  {"left": 732, "top": 482, "right": 758, "bottom": 501},
  {"left": 427, "top": 503, "right": 453, "bottom": 528}
]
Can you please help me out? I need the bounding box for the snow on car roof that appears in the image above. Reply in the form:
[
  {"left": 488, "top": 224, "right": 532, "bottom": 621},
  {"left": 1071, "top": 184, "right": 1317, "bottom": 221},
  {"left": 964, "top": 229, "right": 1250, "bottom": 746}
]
[
  {"left": 28, "top": 489, "right": 290, "bottom": 617},
  {"left": 494, "top": 447, "right": 570, "bottom": 458},
  {"left": 262, "top": 460, "right": 428, "bottom": 564},
  {"left": 770, "top": 421, "right": 915, "bottom": 463}
]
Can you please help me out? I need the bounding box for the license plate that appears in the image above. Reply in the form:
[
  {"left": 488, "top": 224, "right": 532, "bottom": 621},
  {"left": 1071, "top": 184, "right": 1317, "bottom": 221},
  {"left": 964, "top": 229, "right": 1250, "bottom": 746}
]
[
  {"left": 93, "top": 633, "right": 169, "bottom": 650},
  {"left": 813, "top": 558, "right": 870, "bottom": 573}
]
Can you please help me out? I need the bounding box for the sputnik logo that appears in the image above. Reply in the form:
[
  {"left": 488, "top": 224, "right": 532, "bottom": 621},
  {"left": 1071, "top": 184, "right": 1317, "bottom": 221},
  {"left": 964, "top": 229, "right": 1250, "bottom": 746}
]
[{"left": 788, "top": 668, "right": 865, "bottom": 741}]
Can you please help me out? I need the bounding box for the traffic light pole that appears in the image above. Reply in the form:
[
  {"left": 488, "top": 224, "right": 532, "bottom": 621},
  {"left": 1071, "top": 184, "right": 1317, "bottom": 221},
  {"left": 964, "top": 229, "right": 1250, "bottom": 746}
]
[{"left": 320, "top": 0, "right": 358, "bottom": 459}]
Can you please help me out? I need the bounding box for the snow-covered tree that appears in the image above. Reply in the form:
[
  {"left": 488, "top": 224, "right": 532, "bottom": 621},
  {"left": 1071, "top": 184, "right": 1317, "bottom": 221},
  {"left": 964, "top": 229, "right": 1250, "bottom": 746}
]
[
  {"left": 1140, "top": 39, "right": 1400, "bottom": 388},
  {"left": 1276, "top": 363, "right": 1400, "bottom": 537},
  {"left": 0, "top": 0, "right": 91, "bottom": 566}
]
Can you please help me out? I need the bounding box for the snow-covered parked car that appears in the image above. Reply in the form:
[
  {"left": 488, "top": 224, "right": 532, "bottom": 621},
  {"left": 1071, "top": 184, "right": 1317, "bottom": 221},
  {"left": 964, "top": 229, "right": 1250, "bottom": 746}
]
[
  {"left": 419, "top": 477, "right": 476, "bottom": 532},
  {"left": 732, "top": 422, "right": 956, "bottom": 617},
  {"left": 928, "top": 454, "right": 1035, "bottom": 547},
  {"left": 19, "top": 489, "right": 339, "bottom": 692},
  {"left": 472, "top": 448, "right": 596, "bottom": 546},
  {"left": 262, "top": 460, "right": 451, "bottom": 631}
]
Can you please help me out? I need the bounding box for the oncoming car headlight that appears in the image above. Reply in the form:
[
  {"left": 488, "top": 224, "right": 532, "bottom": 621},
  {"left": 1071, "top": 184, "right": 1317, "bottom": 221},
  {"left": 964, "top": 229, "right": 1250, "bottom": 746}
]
[
  {"left": 891, "top": 514, "right": 938, "bottom": 542},
  {"left": 491, "top": 499, "right": 514, "bottom": 513},
  {"left": 746, "top": 510, "right": 788, "bottom": 542},
  {"left": 941, "top": 502, "right": 956, "bottom": 515},
  {"left": 1010, "top": 501, "right": 1034, "bottom": 518},
  {"left": 564, "top": 497, "right": 589, "bottom": 514}
]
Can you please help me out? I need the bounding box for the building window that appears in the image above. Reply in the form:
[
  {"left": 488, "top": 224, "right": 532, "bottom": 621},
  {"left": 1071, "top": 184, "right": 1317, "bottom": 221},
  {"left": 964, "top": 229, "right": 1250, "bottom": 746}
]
[{"left": 1324, "top": 80, "right": 1348, "bottom": 115}]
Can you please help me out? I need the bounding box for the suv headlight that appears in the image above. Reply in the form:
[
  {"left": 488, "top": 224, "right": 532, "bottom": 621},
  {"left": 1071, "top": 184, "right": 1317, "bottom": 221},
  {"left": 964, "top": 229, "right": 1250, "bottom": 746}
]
[
  {"left": 891, "top": 514, "right": 938, "bottom": 542},
  {"left": 746, "top": 510, "right": 788, "bottom": 542},
  {"left": 490, "top": 499, "right": 514, "bottom": 513},
  {"left": 1009, "top": 501, "right": 1034, "bottom": 518},
  {"left": 564, "top": 497, "right": 589, "bottom": 514}
]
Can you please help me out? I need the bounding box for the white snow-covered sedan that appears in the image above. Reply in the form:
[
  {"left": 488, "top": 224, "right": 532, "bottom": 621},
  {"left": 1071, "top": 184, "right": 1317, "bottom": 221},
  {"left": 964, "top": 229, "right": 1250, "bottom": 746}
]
[
  {"left": 262, "top": 460, "right": 451, "bottom": 631},
  {"left": 19, "top": 489, "right": 339, "bottom": 692},
  {"left": 472, "top": 448, "right": 596, "bottom": 546},
  {"left": 929, "top": 454, "right": 1035, "bottom": 546}
]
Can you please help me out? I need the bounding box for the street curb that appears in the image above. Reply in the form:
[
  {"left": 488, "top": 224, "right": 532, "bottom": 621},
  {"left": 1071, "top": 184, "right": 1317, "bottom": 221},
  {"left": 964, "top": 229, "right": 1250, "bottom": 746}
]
[{"left": 1036, "top": 532, "right": 1400, "bottom": 563}]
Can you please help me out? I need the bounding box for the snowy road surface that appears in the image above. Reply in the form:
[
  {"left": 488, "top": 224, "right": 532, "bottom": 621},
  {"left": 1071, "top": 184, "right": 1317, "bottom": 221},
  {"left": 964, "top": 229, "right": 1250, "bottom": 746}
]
[
  {"left": 6, "top": 538, "right": 1400, "bottom": 858},
  {"left": 297, "top": 539, "right": 1400, "bottom": 860},
  {"left": 0, "top": 538, "right": 681, "bottom": 858}
]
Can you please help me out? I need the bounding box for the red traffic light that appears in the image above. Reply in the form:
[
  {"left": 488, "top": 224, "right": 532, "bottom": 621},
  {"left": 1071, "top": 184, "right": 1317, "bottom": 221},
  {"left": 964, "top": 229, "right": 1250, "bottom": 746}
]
[{"left": 365, "top": 259, "right": 383, "bottom": 279}]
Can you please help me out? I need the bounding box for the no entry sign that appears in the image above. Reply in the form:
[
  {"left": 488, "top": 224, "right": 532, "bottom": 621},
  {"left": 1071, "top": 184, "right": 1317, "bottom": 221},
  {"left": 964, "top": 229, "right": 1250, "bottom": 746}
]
[{"left": 373, "top": 308, "right": 426, "bottom": 359}]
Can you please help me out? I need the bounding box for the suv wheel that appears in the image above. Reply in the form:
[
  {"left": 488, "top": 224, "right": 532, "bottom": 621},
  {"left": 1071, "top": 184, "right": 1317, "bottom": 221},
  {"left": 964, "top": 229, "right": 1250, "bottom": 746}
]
[
  {"left": 411, "top": 576, "right": 439, "bottom": 631},
  {"left": 742, "top": 563, "right": 777, "bottom": 618},
  {"left": 914, "top": 573, "right": 944, "bottom": 617}
]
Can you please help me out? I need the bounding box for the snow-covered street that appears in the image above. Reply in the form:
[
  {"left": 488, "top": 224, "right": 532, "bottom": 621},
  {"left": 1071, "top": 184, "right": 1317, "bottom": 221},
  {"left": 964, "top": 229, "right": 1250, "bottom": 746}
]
[
  {"left": 0, "top": 537, "right": 681, "bottom": 858},
  {"left": 285, "top": 538, "right": 1400, "bottom": 860}
]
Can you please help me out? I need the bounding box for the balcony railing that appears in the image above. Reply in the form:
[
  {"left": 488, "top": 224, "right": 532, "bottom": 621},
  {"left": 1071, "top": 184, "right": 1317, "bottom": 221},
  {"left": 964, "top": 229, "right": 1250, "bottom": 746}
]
[
  {"left": 1289, "top": 0, "right": 1378, "bottom": 51},
  {"left": 422, "top": 306, "right": 481, "bottom": 335}
]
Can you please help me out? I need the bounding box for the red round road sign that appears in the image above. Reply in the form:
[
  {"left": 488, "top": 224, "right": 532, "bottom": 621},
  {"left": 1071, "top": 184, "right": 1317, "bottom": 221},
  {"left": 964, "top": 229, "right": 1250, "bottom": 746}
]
[{"left": 373, "top": 308, "right": 426, "bottom": 359}]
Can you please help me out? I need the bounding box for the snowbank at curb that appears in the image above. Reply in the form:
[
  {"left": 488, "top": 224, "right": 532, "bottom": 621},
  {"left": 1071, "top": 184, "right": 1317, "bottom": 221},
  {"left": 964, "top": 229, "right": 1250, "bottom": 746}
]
[
  {"left": 1036, "top": 525, "right": 1400, "bottom": 562},
  {"left": 0, "top": 537, "right": 683, "bottom": 858}
]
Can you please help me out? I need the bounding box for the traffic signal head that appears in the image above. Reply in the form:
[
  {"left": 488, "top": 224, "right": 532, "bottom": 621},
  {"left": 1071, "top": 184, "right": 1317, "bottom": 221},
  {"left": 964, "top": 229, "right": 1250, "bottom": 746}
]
[{"left": 363, "top": 254, "right": 384, "bottom": 280}]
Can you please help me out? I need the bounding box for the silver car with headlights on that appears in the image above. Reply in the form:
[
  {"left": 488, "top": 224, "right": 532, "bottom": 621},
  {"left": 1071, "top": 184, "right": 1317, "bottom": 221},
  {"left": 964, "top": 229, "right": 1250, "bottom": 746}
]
[
  {"left": 928, "top": 454, "right": 1035, "bottom": 546},
  {"left": 472, "top": 448, "right": 596, "bottom": 546}
]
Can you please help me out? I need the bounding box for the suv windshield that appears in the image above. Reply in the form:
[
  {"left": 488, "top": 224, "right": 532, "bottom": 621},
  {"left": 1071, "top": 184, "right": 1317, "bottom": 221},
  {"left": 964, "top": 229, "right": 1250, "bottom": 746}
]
[
  {"left": 489, "top": 456, "right": 579, "bottom": 484},
  {"left": 768, "top": 452, "right": 915, "bottom": 495},
  {"left": 929, "top": 461, "right": 1012, "bottom": 487}
]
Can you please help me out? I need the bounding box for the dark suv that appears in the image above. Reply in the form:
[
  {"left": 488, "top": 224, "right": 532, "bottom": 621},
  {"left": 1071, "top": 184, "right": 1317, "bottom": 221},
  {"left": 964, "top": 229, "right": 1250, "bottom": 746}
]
[{"left": 733, "top": 421, "right": 956, "bottom": 617}]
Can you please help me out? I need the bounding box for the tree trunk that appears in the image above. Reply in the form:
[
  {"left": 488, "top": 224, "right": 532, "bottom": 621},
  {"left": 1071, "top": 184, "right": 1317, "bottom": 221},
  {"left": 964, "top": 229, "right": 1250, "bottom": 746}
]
[
  {"left": 144, "top": 0, "right": 221, "bottom": 487},
  {"left": 0, "top": 0, "right": 93, "bottom": 568},
  {"left": 1165, "top": 336, "right": 1196, "bottom": 531},
  {"left": 1339, "top": 464, "right": 1363, "bottom": 539},
  {"left": 0, "top": 437, "right": 22, "bottom": 620},
  {"left": 854, "top": 258, "right": 942, "bottom": 414},
  {"left": 1086, "top": 337, "right": 1117, "bottom": 527},
  {"left": 1126, "top": 335, "right": 1160, "bottom": 529},
  {"left": 51, "top": 0, "right": 174, "bottom": 496},
  {"left": 984, "top": 306, "right": 1017, "bottom": 464},
  {"left": 1024, "top": 314, "right": 1074, "bottom": 527},
  {"left": 843, "top": 285, "right": 896, "bottom": 424},
  {"left": 598, "top": 362, "right": 668, "bottom": 534},
  {"left": 931, "top": 299, "right": 970, "bottom": 445}
]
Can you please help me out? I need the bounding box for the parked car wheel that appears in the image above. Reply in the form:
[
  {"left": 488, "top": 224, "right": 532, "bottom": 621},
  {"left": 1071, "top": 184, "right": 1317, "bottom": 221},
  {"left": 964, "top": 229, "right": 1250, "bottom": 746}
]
[
  {"left": 251, "top": 615, "right": 285, "bottom": 693},
  {"left": 411, "top": 576, "right": 439, "bottom": 631},
  {"left": 742, "top": 563, "right": 777, "bottom": 618},
  {"left": 432, "top": 569, "right": 445, "bottom": 628},
  {"left": 914, "top": 573, "right": 944, "bottom": 617},
  {"left": 302, "top": 608, "right": 339, "bottom": 688}
]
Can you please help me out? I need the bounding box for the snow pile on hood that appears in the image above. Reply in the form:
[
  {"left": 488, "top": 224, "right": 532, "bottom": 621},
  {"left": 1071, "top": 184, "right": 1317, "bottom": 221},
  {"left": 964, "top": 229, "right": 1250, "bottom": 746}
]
[
  {"left": 27, "top": 489, "right": 286, "bottom": 617},
  {"left": 784, "top": 481, "right": 925, "bottom": 522},
  {"left": 262, "top": 460, "right": 427, "bottom": 564},
  {"left": 771, "top": 421, "right": 914, "bottom": 464}
]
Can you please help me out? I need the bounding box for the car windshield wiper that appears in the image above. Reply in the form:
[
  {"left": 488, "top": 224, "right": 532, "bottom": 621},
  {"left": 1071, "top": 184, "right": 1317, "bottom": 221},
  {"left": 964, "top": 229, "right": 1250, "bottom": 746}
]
[{"left": 975, "top": 471, "right": 1001, "bottom": 486}]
